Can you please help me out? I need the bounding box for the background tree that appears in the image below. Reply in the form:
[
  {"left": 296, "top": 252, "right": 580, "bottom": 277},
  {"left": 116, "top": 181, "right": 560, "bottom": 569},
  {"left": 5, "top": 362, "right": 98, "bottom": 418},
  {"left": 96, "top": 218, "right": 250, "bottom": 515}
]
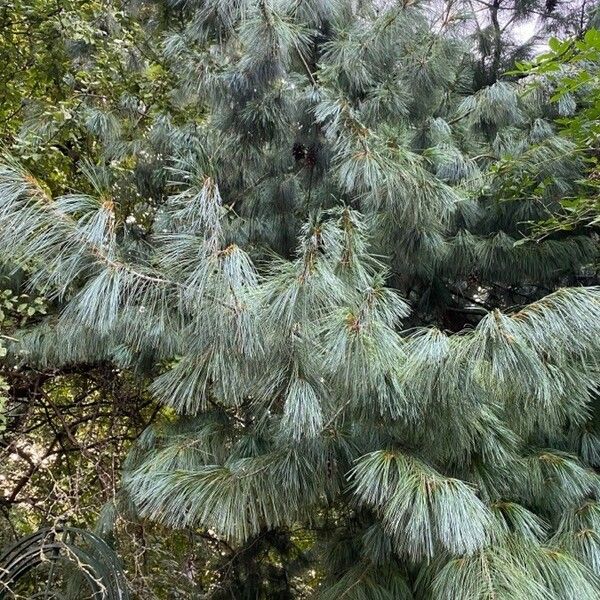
[{"left": 515, "top": 28, "right": 600, "bottom": 238}]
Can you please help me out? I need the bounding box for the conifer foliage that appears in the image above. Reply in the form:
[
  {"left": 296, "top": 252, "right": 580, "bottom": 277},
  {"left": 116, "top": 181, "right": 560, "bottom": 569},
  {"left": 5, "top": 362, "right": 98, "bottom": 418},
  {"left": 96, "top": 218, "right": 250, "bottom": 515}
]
[{"left": 1, "top": 0, "right": 600, "bottom": 597}]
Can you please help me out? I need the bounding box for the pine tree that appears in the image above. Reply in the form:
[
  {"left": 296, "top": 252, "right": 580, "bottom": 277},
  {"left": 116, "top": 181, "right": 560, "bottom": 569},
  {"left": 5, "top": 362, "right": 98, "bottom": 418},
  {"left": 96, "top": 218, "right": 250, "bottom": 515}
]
[{"left": 1, "top": 0, "right": 600, "bottom": 597}]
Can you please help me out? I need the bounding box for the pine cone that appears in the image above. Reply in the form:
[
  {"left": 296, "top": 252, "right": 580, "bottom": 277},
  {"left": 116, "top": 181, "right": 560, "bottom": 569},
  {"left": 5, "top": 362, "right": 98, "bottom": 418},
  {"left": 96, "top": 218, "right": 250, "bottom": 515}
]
[{"left": 292, "top": 142, "right": 306, "bottom": 162}]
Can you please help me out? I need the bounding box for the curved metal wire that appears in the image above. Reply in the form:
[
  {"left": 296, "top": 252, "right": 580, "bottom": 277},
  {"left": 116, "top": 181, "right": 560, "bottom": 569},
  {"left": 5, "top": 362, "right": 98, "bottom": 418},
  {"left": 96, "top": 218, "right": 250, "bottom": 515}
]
[{"left": 0, "top": 526, "right": 129, "bottom": 599}]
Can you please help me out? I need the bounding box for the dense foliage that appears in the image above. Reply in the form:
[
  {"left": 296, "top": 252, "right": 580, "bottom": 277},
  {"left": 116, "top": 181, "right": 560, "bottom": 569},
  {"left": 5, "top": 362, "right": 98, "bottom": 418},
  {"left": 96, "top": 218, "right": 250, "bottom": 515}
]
[
  {"left": 1, "top": 0, "right": 600, "bottom": 598},
  {"left": 518, "top": 28, "right": 600, "bottom": 237}
]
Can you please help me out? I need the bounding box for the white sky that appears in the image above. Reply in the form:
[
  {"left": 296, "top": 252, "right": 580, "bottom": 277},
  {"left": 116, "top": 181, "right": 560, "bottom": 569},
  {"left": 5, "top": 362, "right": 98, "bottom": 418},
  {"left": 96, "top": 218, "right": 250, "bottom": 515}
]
[{"left": 514, "top": 16, "right": 541, "bottom": 42}]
